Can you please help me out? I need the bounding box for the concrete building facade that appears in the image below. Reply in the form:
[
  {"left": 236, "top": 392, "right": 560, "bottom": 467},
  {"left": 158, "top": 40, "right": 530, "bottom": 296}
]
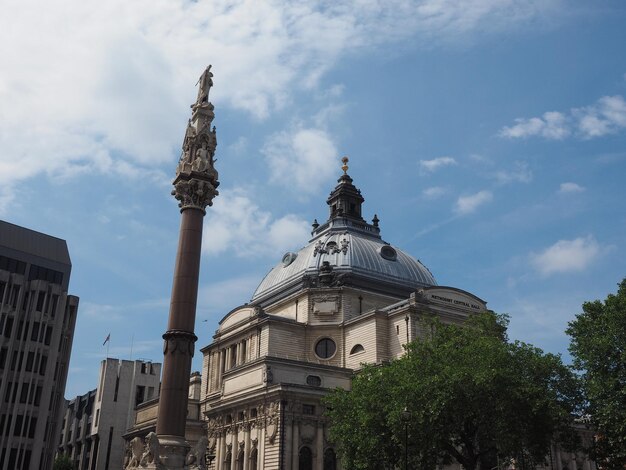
[
  {"left": 58, "top": 359, "right": 161, "bottom": 470},
  {"left": 85, "top": 359, "right": 161, "bottom": 470},
  {"left": 58, "top": 389, "right": 97, "bottom": 469},
  {"left": 0, "top": 220, "right": 79, "bottom": 470}
]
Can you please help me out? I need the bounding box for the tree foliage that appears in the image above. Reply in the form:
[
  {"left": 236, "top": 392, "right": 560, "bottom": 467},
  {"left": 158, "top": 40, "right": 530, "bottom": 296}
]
[
  {"left": 567, "top": 279, "right": 626, "bottom": 469},
  {"left": 53, "top": 454, "right": 74, "bottom": 470},
  {"left": 325, "top": 312, "right": 581, "bottom": 470}
]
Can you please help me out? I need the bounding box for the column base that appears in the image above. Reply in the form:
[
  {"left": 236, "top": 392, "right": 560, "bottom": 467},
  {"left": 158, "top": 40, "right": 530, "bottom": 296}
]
[{"left": 156, "top": 435, "right": 190, "bottom": 470}]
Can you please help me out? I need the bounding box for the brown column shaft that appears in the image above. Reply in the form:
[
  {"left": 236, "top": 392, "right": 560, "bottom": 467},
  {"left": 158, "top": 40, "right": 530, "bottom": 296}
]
[{"left": 156, "top": 207, "right": 204, "bottom": 438}]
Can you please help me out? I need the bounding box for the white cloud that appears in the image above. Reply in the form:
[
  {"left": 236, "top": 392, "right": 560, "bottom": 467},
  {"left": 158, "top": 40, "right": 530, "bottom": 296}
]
[
  {"left": 575, "top": 95, "right": 626, "bottom": 138},
  {"left": 0, "top": 0, "right": 563, "bottom": 212},
  {"left": 499, "top": 95, "right": 626, "bottom": 140},
  {"left": 558, "top": 182, "right": 585, "bottom": 193},
  {"left": 499, "top": 111, "right": 569, "bottom": 139},
  {"left": 454, "top": 190, "right": 493, "bottom": 215},
  {"left": 422, "top": 186, "right": 447, "bottom": 199},
  {"left": 419, "top": 156, "right": 457, "bottom": 173},
  {"left": 262, "top": 128, "right": 338, "bottom": 195},
  {"left": 492, "top": 161, "right": 533, "bottom": 184},
  {"left": 530, "top": 236, "right": 600, "bottom": 276},
  {"left": 202, "top": 188, "right": 310, "bottom": 258}
]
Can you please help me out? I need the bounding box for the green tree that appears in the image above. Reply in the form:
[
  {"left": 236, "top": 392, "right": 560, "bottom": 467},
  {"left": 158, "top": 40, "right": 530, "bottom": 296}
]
[
  {"left": 53, "top": 453, "right": 74, "bottom": 470},
  {"left": 325, "top": 312, "right": 581, "bottom": 470},
  {"left": 567, "top": 279, "right": 626, "bottom": 469}
]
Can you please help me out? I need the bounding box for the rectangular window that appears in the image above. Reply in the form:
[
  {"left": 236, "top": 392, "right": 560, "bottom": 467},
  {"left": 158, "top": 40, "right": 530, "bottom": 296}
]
[
  {"left": 0, "top": 348, "right": 7, "bottom": 369},
  {"left": 44, "top": 326, "right": 52, "bottom": 346},
  {"left": 25, "top": 352, "right": 34, "bottom": 372},
  {"left": 36, "top": 292, "right": 45, "bottom": 311},
  {"left": 22, "top": 450, "right": 31, "bottom": 470},
  {"left": 17, "top": 321, "right": 24, "bottom": 339},
  {"left": 95, "top": 409, "right": 99, "bottom": 426},
  {"left": 50, "top": 294, "right": 58, "bottom": 318},
  {"left": 0, "top": 282, "right": 5, "bottom": 303},
  {"left": 21, "top": 292, "right": 29, "bottom": 311},
  {"left": 34, "top": 386, "right": 42, "bottom": 406},
  {"left": 28, "top": 417, "right": 36, "bottom": 439},
  {"left": 141, "top": 363, "right": 147, "bottom": 374},
  {"left": 113, "top": 374, "right": 120, "bottom": 402},
  {"left": 7, "top": 448, "right": 17, "bottom": 469},
  {"left": 14, "top": 414, "right": 23, "bottom": 437},
  {"left": 39, "top": 355, "right": 47, "bottom": 376},
  {"left": 10, "top": 285, "right": 20, "bottom": 309},
  {"left": 302, "top": 404, "right": 315, "bottom": 415},
  {"left": 3, "top": 317, "right": 13, "bottom": 337},
  {"left": 10, "top": 351, "right": 17, "bottom": 371},
  {"left": 135, "top": 385, "right": 145, "bottom": 407},
  {"left": 19, "top": 383, "right": 28, "bottom": 404},
  {"left": 31, "top": 322, "right": 40, "bottom": 341}
]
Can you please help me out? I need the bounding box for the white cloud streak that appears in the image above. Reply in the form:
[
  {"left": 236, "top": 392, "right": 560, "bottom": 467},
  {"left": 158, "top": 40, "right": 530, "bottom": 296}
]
[
  {"left": 558, "top": 182, "right": 585, "bottom": 193},
  {"left": 500, "top": 95, "right": 626, "bottom": 140},
  {"left": 419, "top": 156, "right": 457, "bottom": 173},
  {"left": 454, "top": 190, "right": 493, "bottom": 215},
  {"left": 422, "top": 186, "right": 447, "bottom": 199},
  {"left": 530, "top": 236, "right": 600, "bottom": 276}
]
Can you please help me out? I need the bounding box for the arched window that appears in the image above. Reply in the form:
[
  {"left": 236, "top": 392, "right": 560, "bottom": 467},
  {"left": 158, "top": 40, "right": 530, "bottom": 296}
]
[
  {"left": 324, "top": 448, "right": 337, "bottom": 470},
  {"left": 237, "top": 447, "right": 244, "bottom": 470},
  {"left": 299, "top": 446, "right": 313, "bottom": 470},
  {"left": 349, "top": 344, "right": 365, "bottom": 355},
  {"left": 249, "top": 448, "right": 258, "bottom": 470}
]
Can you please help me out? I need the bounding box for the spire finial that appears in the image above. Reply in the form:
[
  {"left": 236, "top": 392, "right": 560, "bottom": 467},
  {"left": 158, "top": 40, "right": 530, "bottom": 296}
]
[{"left": 341, "top": 156, "right": 349, "bottom": 174}]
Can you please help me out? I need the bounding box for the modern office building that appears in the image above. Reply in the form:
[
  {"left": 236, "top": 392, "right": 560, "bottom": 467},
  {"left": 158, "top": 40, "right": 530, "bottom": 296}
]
[{"left": 0, "top": 220, "right": 79, "bottom": 470}]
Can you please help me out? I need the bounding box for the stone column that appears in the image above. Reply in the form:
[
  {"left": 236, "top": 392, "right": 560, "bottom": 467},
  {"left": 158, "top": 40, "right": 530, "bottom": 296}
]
[
  {"left": 315, "top": 423, "right": 324, "bottom": 470},
  {"left": 291, "top": 420, "right": 300, "bottom": 470},
  {"left": 243, "top": 427, "right": 251, "bottom": 470},
  {"left": 155, "top": 65, "right": 219, "bottom": 469}
]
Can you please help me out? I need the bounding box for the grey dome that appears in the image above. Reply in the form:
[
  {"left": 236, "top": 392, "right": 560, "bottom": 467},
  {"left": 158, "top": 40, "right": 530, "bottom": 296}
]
[
  {"left": 251, "top": 163, "right": 436, "bottom": 303},
  {"left": 251, "top": 220, "right": 436, "bottom": 303}
]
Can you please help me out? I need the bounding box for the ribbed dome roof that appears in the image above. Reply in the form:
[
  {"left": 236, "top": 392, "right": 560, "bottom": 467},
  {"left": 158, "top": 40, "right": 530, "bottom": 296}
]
[
  {"left": 251, "top": 159, "right": 436, "bottom": 303},
  {"left": 251, "top": 221, "right": 436, "bottom": 302}
]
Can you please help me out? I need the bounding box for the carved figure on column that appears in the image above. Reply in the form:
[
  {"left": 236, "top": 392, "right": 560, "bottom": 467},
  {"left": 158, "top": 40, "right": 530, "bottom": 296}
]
[
  {"left": 185, "top": 436, "right": 208, "bottom": 470},
  {"left": 140, "top": 432, "right": 161, "bottom": 467},
  {"left": 195, "top": 65, "right": 213, "bottom": 107},
  {"left": 125, "top": 437, "right": 144, "bottom": 469}
]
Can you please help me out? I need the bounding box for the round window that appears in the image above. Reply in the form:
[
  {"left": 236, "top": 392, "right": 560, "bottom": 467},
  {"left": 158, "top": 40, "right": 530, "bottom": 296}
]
[
  {"left": 314, "top": 338, "right": 336, "bottom": 359},
  {"left": 281, "top": 252, "right": 297, "bottom": 267},
  {"left": 379, "top": 245, "right": 397, "bottom": 261}
]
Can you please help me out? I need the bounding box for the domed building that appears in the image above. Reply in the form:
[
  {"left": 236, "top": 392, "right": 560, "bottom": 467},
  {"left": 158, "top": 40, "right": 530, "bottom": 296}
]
[{"left": 200, "top": 160, "right": 487, "bottom": 470}]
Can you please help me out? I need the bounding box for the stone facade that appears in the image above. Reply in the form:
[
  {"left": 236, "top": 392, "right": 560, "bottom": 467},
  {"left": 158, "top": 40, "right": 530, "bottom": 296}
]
[
  {"left": 0, "top": 220, "right": 79, "bottom": 470},
  {"left": 199, "top": 163, "right": 487, "bottom": 470}
]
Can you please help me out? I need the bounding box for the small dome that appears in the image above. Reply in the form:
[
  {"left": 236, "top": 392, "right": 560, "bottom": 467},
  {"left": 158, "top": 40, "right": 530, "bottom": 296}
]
[{"left": 251, "top": 226, "right": 436, "bottom": 302}]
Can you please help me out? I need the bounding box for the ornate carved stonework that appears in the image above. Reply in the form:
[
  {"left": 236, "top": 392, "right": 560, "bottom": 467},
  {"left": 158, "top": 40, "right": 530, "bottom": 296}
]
[
  {"left": 162, "top": 330, "right": 197, "bottom": 357},
  {"left": 172, "top": 66, "right": 220, "bottom": 213}
]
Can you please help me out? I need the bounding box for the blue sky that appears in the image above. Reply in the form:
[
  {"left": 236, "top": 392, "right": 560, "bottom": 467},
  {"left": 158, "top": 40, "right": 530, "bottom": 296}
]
[{"left": 1, "top": 0, "right": 625, "bottom": 398}]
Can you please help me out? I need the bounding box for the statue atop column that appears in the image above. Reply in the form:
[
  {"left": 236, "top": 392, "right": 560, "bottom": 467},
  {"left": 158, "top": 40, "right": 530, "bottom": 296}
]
[
  {"left": 195, "top": 65, "right": 213, "bottom": 107},
  {"left": 173, "top": 65, "right": 219, "bottom": 212}
]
